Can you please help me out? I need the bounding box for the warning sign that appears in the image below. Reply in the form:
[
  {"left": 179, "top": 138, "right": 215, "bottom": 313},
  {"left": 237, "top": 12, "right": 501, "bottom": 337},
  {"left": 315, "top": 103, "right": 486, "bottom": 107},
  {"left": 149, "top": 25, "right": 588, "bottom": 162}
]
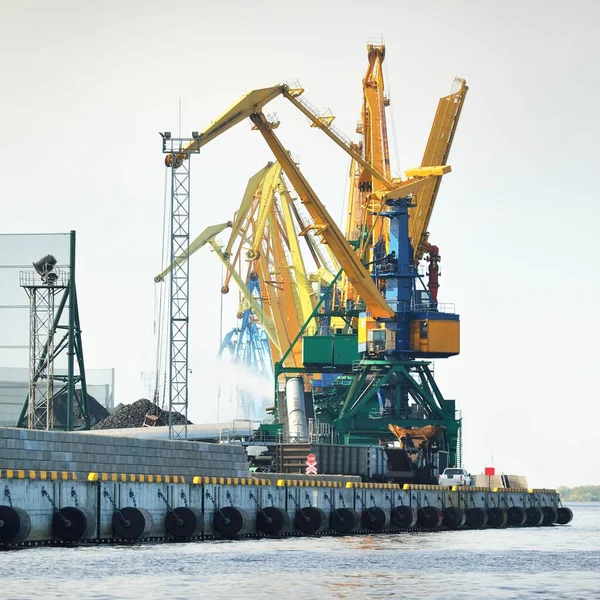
[{"left": 305, "top": 453, "right": 318, "bottom": 475}]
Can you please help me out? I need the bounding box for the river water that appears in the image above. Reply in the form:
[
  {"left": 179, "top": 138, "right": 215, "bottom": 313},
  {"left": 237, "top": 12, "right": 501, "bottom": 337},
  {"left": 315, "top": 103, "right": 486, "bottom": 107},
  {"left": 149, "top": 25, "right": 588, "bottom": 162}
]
[{"left": 1, "top": 503, "right": 598, "bottom": 599}]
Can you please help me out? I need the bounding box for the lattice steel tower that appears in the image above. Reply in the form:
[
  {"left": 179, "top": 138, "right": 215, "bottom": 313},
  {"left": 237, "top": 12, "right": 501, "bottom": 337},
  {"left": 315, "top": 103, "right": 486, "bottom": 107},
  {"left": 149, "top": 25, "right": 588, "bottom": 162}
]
[
  {"left": 161, "top": 132, "right": 200, "bottom": 439},
  {"left": 20, "top": 262, "right": 66, "bottom": 429},
  {"left": 17, "top": 231, "right": 91, "bottom": 431}
]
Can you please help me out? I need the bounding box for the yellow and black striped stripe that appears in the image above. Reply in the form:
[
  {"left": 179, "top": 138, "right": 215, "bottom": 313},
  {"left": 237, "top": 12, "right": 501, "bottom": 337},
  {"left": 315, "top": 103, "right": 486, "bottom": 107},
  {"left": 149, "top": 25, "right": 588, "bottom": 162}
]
[
  {"left": 346, "top": 482, "right": 400, "bottom": 490},
  {"left": 0, "top": 469, "right": 77, "bottom": 481},
  {"left": 86, "top": 473, "right": 186, "bottom": 483},
  {"left": 403, "top": 484, "right": 444, "bottom": 491}
]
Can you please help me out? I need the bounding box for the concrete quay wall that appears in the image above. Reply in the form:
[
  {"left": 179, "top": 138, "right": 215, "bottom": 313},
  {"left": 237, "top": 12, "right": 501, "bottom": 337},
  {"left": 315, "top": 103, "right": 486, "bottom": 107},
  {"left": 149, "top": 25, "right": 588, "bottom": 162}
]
[
  {"left": 0, "top": 427, "right": 249, "bottom": 478},
  {"left": 0, "top": 470, "right": 570, "bottom": 547}
]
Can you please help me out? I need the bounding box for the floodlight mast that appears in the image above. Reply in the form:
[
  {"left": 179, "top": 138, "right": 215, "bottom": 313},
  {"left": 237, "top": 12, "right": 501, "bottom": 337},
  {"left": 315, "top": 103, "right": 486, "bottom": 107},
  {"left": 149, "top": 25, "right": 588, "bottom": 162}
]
[
  {"left": 160, "top": 133, "right": 200, "bottom": 440},
  {"left": 18, "top": 231, "right": 91, "bottom": 431}
]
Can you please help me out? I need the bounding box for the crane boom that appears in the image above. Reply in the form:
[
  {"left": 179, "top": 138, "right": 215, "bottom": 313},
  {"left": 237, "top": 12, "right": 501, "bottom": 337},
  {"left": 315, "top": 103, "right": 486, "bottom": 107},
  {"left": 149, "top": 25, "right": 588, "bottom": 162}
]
[
  {"left": 209, "top": 240, "right": 280, "bottom": 350},
  {"left": 278, "top": 179, "right": 316, "bottom": 322},
  {"left": 225, "top": 163, "right": 272, "bottom": 258},
  {"left": 408, "top": 78, "right": 469, "bottom": 260},
  {"left": 172, "top": 81, "right": 395, "bottom": 193},
  {"left": 250, "top": 111, "right": 395, "bottom": 319},
  {"left": 153, "top": 221, "right": 232, "bottom": 283},
  {"left": 282, "top": 90, "right": 394, "bottom": 190},
  {"left": 180, "top": 86, "right": 284, "bottom": 155}
]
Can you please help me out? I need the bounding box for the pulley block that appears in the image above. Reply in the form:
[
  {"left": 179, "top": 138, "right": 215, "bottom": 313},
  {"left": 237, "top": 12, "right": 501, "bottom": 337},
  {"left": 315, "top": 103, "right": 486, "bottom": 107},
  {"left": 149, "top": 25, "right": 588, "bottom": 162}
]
[
  {"left": 165, "top": 153, "right": 188, "bottom": 169},
  {"left": 256, "top": 506, "right": 290, "bottom": 535},
  {"left": 165, "top": 507, "right": 204, "bottom": 538},
  {"left": 112, "top": 507, "right": 154, "bottom": 540},
  {"left": 0, "top": 505, "right": 31, "bottom": 544},
  {"left": 52, "top": 506, "right": 95, "bottom": 542},
  {"left": 294, "top": 507, "right": 327, "bottom": 534}
]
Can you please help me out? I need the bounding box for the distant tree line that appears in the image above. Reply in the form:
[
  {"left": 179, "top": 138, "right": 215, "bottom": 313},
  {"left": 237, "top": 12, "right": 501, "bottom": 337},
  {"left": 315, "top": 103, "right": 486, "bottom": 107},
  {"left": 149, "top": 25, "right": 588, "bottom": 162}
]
[{"left": 557, "top": 486, "right": 600, "bottom": 502}]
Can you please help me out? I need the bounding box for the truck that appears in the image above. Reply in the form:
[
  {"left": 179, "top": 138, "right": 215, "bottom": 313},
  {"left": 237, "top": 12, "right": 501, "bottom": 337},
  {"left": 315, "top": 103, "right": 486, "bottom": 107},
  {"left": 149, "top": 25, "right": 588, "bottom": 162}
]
[{"left": 438, "top": 467, "right": 472, "bottom": 487}]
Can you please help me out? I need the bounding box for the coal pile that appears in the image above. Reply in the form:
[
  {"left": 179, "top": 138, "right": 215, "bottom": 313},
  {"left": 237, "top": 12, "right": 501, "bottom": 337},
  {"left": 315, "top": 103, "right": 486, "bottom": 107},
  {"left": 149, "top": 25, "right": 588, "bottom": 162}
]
[
  {"left": 39, "top": 390, "right": 110, "bottom": 429},
  {"left": 92, "top": 398, "right": 192, "bottom": 430}
]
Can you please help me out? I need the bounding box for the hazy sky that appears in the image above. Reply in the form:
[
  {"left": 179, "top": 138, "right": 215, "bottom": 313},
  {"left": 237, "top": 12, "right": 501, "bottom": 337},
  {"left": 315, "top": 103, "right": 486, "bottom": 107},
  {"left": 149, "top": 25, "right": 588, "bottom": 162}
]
[{"left": 1, "top": 0, "right": 599, "bottom": 487}]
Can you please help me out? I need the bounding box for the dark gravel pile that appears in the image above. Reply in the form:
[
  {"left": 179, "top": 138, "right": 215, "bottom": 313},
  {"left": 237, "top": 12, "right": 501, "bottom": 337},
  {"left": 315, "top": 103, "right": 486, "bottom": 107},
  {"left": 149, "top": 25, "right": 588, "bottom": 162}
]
[
  {"left": 41, "top": 390, "right": 110, "bottom": 428},
  {"left": 91, "top": 398, "right": 192, "bottom": 430}
]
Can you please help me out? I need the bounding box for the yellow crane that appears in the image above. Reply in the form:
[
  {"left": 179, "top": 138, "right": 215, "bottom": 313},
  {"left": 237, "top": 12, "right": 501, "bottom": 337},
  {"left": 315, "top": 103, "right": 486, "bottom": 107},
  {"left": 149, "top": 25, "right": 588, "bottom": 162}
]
[
  {"left": 155, "top": 161, "right": 334, "bottom": 370},
  {"left": 157, "top": 44, "right": 468, "bottom": 459},
  {"left": 340, "top": 44, "right": 468, "bottom": 307}
]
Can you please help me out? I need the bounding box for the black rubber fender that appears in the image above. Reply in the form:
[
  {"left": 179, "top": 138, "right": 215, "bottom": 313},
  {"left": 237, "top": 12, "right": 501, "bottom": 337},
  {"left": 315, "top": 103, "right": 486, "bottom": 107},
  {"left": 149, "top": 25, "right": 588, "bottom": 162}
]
[
  {"left": 256, "top": 506, "right": 290, "bottom": 535},
  {"left": 361, "top": 507, "right": 388, "bottom": 531},
  {"left": 417, "top": 506, "right": 443, "bottom": 529},
  {"left": 330, "top": 507, "right": 360, "bottom": 533},
  {"left": 213, "top": 506, "right": 250, "bottom": 539},
  {"left": 525, "top": 506, "right": 544, "bottom": 527},
  {"left": 557, "top": 506, "right": 573, "bottom": 525},
  {"left": 294, "top": 506, "right": 327, "bottom": 534},
  {"left": 541, "top": 506, "right": 558, "bottom": 526},
  {"left": 0, "top": 505, "right": 31, "bottom": 544},
  {"left": 466, "top": 507, "right": 488, "bottom": 529},
  {"left": 443, "top": 507, "right": 466, "bottom": 529},
  {"left": 487, "top": 507, "right": 508, "bottom": 529},
  {"left": 391, "top": 506, "right": 417, "bottom": 529},
  {"left": 506, "top": 506, "right": 527, "bottom": 527},
  {"left": 112, "top": 507, "right": 154, "bottom": 540},
  {"left": 52, "top": 506, "right": 95, "bottom": 542},
  {"left": 165, "top": 507, "right": 204, "bottom": 538}
]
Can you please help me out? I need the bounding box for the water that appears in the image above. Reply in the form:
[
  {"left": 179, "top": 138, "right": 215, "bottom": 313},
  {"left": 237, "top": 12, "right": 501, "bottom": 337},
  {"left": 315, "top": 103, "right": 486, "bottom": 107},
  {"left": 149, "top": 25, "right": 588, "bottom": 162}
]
[{"left": 1, "top": 503, "right": 598, "bottom": 599}]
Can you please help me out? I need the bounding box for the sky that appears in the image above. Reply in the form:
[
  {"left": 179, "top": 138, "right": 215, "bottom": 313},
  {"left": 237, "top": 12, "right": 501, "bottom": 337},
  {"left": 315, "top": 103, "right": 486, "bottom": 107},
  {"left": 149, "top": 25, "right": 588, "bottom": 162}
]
[{"left": 1, "top": 0, "right": 599, "bottom": 487}]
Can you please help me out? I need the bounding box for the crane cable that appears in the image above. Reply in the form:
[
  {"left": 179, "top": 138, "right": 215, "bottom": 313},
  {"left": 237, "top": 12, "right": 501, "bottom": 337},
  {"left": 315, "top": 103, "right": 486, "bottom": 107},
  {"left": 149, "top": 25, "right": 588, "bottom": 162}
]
[{"left": 383, "top": 59, "right": 402, "bottom": 180}]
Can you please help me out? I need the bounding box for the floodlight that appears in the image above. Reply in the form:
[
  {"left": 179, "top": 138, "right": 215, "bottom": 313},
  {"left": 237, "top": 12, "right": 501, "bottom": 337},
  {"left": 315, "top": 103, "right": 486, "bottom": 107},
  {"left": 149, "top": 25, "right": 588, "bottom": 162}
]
[{"left": 33, "top": 255, "right": 57, "bottom": 277}]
